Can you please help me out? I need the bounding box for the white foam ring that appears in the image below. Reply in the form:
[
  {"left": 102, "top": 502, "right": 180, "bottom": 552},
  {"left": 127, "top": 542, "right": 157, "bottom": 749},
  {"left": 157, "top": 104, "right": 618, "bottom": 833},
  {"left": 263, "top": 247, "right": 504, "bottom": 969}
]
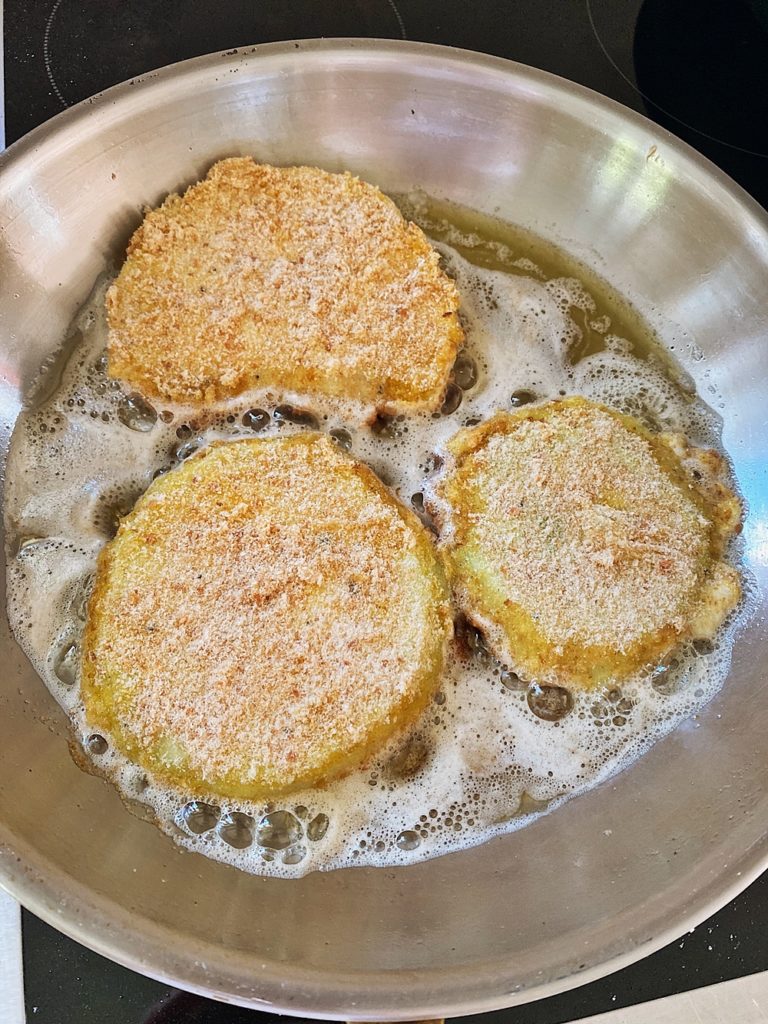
[{"left": 4, "top": 237, "right": 747, "bottom": 877}]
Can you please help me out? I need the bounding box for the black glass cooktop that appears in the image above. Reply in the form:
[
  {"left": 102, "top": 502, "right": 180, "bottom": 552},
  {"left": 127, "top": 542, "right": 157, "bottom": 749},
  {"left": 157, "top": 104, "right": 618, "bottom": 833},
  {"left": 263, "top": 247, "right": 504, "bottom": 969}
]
[
  {"left": 6, "top": 0, "right": 768, "bottom": 206},
  {"left": 4, "top": 2, "right": 768, "bottom": 1022}
]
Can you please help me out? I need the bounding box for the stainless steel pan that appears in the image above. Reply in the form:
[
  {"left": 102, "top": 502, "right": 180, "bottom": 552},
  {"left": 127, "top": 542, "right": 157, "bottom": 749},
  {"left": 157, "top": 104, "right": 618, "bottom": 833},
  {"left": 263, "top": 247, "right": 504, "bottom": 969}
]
[{"left": 0, "top": 39, "right": 766, "bottom": 1020}]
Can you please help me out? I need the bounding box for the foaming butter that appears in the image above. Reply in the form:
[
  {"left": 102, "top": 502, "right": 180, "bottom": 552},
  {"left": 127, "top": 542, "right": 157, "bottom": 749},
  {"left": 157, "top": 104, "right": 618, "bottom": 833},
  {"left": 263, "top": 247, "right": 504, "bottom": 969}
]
[{"left": 4, "top": 198, "right": 748, "bottom": 877}]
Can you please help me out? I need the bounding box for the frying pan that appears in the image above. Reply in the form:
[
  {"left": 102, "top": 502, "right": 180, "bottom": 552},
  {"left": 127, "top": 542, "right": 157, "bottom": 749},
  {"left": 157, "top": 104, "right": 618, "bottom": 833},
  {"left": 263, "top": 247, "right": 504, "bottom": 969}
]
[{"left": 0, "top": 39, "right": 766, "bottom": 1020}]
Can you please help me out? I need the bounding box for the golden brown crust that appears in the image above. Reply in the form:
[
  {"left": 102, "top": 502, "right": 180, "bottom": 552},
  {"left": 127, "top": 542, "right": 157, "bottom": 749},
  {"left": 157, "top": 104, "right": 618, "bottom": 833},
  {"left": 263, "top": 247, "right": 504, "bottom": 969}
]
[
  {"left": 430, "top": 397, "right": 742, "bottom": 688},
  {"left": 106, "top": 159, "right": 463, "bottom": 418},
  {"left": 81, "top": 434, "right": 452, "bottom": 799}
]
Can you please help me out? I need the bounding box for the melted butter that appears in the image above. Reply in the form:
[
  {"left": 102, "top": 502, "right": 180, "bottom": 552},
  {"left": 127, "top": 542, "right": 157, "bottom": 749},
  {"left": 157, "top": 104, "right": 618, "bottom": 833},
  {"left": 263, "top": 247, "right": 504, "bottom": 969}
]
[
  {"left": 3, "top": 195, "right": 749, "bottom": 877},
  {"left": 400, "top": 190, "right": 696, "bottom": 386}
]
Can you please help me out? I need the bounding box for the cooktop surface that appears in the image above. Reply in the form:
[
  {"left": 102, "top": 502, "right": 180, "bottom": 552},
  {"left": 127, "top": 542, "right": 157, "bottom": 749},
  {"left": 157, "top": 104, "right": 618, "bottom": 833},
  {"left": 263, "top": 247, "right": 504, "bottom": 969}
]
[{"left": 3, "top": 1, "right": 768, "bottom": 1022}]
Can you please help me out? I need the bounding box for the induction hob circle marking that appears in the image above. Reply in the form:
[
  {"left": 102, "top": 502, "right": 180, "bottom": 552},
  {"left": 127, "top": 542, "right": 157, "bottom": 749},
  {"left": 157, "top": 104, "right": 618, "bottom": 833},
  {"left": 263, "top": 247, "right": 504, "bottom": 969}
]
[
  {"left": 43, "top": 0, "right": 69, "bottom": 109},
  {"left": 39, "top": 0, "right": 408, "bottom": 117},
  {"left": 586, "top": 0, "right": 768, "bottom": 158},
  {"left": 386, "top": 0, "right": 408, "bottom": 39}
]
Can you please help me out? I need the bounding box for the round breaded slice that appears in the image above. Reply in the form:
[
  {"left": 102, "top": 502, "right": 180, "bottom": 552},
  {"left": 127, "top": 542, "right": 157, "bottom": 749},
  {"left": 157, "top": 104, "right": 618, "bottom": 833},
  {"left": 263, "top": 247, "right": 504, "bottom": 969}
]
[
  {"left": 106, "top": 158, "right": 463, "bottom": 418},
  {"left": 429, "top": 397, "right": 742, "bottom": 688},
  {"left": 81, "top": 434, "right": 452, "bottom": 799}
]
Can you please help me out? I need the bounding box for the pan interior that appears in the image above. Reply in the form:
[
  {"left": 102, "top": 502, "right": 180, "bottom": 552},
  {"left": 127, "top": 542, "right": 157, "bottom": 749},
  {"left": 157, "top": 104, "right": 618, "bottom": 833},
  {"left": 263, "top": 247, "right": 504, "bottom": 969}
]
[{"left": 0, "top": 40, "right": 766, "bottom": 1019}]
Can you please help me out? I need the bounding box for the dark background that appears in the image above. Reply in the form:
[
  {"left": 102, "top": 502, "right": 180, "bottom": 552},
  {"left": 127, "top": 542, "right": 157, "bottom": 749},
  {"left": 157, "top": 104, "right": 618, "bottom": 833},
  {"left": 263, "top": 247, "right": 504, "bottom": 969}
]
[{"left": 4, "top": 1, "right": 768, "bottom": 1021}]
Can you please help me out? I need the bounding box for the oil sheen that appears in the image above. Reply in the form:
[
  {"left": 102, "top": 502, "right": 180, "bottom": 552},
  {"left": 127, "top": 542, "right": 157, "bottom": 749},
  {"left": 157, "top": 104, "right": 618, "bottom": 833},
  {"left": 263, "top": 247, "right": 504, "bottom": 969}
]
[{"left": 4, "top": 195, "right": 747, "bottom": 877}]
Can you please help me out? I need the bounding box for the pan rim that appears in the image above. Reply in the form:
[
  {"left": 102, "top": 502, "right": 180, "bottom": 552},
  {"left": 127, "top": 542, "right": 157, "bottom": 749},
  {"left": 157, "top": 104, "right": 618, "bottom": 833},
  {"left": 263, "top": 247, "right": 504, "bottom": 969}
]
[{"left": 1, "top": 37, "right": 767, "bottom": 1019}]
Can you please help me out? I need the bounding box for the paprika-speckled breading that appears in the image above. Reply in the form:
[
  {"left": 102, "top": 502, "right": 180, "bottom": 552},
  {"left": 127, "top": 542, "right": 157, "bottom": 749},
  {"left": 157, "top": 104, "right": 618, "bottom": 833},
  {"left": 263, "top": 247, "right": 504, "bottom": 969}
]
[
  {"left": 428, "top": 397, "right": 742, "bottom": 689},
  {"left": 81, "top": 434, "right": 452, "bottom": 799},
  {"left": 106, "top": 158, "right": 463, "bottom": 418}
]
